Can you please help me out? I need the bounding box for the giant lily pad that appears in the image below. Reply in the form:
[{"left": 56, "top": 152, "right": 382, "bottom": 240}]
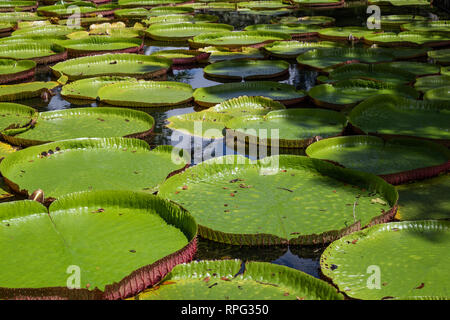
[
  {"left": 308, "top": 79, "right": 419, "bottom": 109},
  {"left": 0, "top": 190, "right": 197, "bottom": 300},
  {"left": 296, "top": 48, "right": 395, "bottom": 72},
  {"left": 51, "top": 53, "right": 172, "bottom": 81},
  {"left": 189, "top": 31, "right": 291, "bottom": 49},
  {"left": 0, "top": 81, "right": 59, "bottom": 102},
  {"left": 114, "top": 8, "right": 150, "bottom": 20},
  {"left": 166, "top": 96, "right": 286, "bottom": 138},
  {"left": 320, "top": 220, "right": 449, "bottom": 300},
  {"left": 318, "top": 27, "right": 377, "bottom": 41},
  {"left": 225, "top": 109, "right": 347, "bottom": 148},
  {"left": 377, "top": 15, "right": 428, "bottom": 29},
  {"left": 0, "top": 59, "right": 36, "bottom": 84},
  {"left": 0, "top": 138, "right": 188, "bottom": 198},
  {"left": 348, "top": 94, "right": 450, "bottom": 144},
  {"left": 54, "top": 37, "right": 143, "bottom": 57},
  {"left": 98, "top": 80, "right": 193, "bottom": 107},
  {"left": 200, "top": 46, "right": 264, "bottom": 62},
  {"left": 1, "top": 107, "right": 155, "bottom": 146},
  {"left": 204, "top": 59, "right": 289, "bottom": 80},
  {"left": 134, "top": 260, "right": 343, "bottom": 300},
  {"left": 0, "top": 12, "right": 42, "bottom": 23},
  {"left": 11, "top": 25, "right": 83, "bottom": 39},
  {"left": 0, "top": 1, "right": 37, "bottom": 12},
  {"left": 364, "top": 31, "right": 450, "bottom": 47},
  {"left": 424, "top": 86, "right": 450, "bottom": 102},
  {"left": 193, "top": 81, "right": 305, "bottom": 107},
  {"left": 150, "top": 49, "right": 210, "bottom": 65},
  {"left": 396, "top": 174, "right": 450, "bottom": 221},
  {"left": 0, "top": 102, "right": 36, "bottom": 131},
  {"left": 428, "top": 48, "right": 450, "bottom": 65},
  {"left": 0, "top": 42, "right": 67, "bottom": 64},
  {"left": 414, "top": 75, "right": 450, "bottom": 93},
  {"left": 149, "top": 6, "right": 194, "bottom": 16},
  {"left": 401, "top": 20, "right": 450, "bottom": 33},
  {"left": 37, "top": 3, "right": 115, "bottom": 18},
  {"left": 118, "top": 0, "right": 189, "bottom": 8},
  {"left": 61, "top": 76, "right": 137, "bottom": 101},
  {"left": 306, "top": 136, "right": 450, "bottom": 185},
  {"left": 271, "top": 15, "right": 335, "bottom": 26},
  {"left": 376, "top": 61, "right": 439, "bottom": 77},
  {"left": 262, "top": 40, "right": 343, "bottom": 59},
  {"left": 319, "top": 63, "right": 416, "bottom": 85},
  {"left": 145, "top": 23, "right": 233, "bottom": 41},
  {"left": 144, "top": 13, "right": 218, "bottom": 25},
  {"left": 158, "top": 155, "right": 398, "bottom": 245},
  {"left": 238, "top": 1, "right": 292, "bottom": 10},
  {"left": 245, "top": 24, "right": 320, "bottom": 37},
  {"left": 290, "top": 0, "right": 344, "bottom": 7}
]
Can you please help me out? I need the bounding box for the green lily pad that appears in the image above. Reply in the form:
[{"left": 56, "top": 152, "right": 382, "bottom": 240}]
[
  {"left": 348, "top": 94, "right": 450, "bottom": 143},
  {"left": 238, "top": 1, "right": 292, "bottom": 10},
  {"left": 377, "top": 61, "right": 439, "bottom": 77},
  {"left": 134, "top": 260, "right": 343, "bottom": 300},
  {"left": 0, "top": 141, "right": 15, "bottom": 159},
  {"left": 0, "top": 102, "right": 36, "bottom": 131},
  {"left": 308, "top": 79, "right": 419, "bottom": 109},
  {"left": 158, "top": 155, "right": 398, "bottom": 245},
  {"left": 414, "top": 75, "right": 450, "bottom": 93},
  {"left": 148, "top": 6, "right": 194, "bottom": 15},
  {"left": 189, "top": 31, "right": 291, "bottom": 49},
  {"left": 225, "top": 109, "right": 347, "bottom": 148},
  {"left": 167, "top": 111, "right": 232, "bottom": 139},
  {"left": 166, "top": 96, "right": 286, "bottom": 138},
  {"left": 61, "top": 76, "right": 137, "bottom": 101},
  {"left": 321, "top": 63, "right": 416, "bottom": 84},
  {"left": 377, "top": 15, "right": 428, "bottom": 29},
  {"left": 306, "top": 135, "right": 450, "bottom": 183},
  {"left": 0, "top": 12, "right": 42, "bottom": 23},
  {"left": 193, "top": 81, "right": 305, "bottom": 107},
  {"left": 204, "top": 59, "right": 290, "bottom": 80},
  {"left": 0, "top": 138, "right": 188, "bottom": 197},
  {"left": 262, "top": 40, "right": 343, "bottom": 59},
  {"left": 118, "top": 0, "right": 188, "bottom": 8},
  {"left": 114, "top": 8, "right": 150, "bottom": 19},
  {"left": 0, "top": 42, "right": 66, "bottom": 64},
  {"left": 271, "top": 15, "right": 335, "bottom": 26},
  {"left": 245, "top": 24, "right": 320, "bottom": 37},
  {"left": 149, "top": 49, "right": 210, "bottom": 65},
  {"left": 0, "top": 190, "right": 197, "bottom": 300},
  {"left": 0, "top": 59, "right": 36, "bottom": 84},
  {"left": 296, "top": 48, "right": 395, "bottom": 71},
  {"left": 37, "top": 3, "right": 111, "bottom": 18},
  {"left": 0, "top": 0, "right": 37, "bottom": 11},
  {"left": 144, "top": 13, "right": 218, "bottom": 25},
  {"left": 98, "top": 80, "right": 193, "bottom": 107},
  {"left": 54, "top": 37, "right": 143, "bottom": 57},
  {"left": 396, "top": 174, "right": 450, "bottom": 221},
  {"left": 145, "top": 23, "right": 234, "bottom": 41},
  {"left": 424, "top": 86, "right": 450, "bottom": 102},
  {"left": 200, "top": 46, "right": 264, "bottom": 62},
  {"left": 368, "top": 0, "right": 432, "bottom": 6},
  {"left": 320, "top": 220, "right": 449, "bottom": 300},
  {"left": 428, "top": 48, "right": 450, "bottom": 65},
  {"left": 442, "top": 66, "right": 450, "bottom": 77},
  {"left": 0, "top": 81, "right": 59, "bottom": 102},
  {"left": 364, "top": 31, "right": 450, "bottom": 47},
  {"left": 51, "top": 53, "right": 172, "bottom": 81},
  {"left": 209, "top": 95, "right": 286, "bottom": 116},
  {"left": 1, "top": 107, "right": 155, "bottom": 146},
  {"left": 401, "top": 20, "right": 450, "bottom": 33},
  {"left": 291, "top": 0, "right": 344, "bottom": 6},
  {"left": 58, "top": 16, "right": 112, "bottom": 28},
  {"left": 11, "top": 25, "right": 83, "bottom": 39},
  {"left": 318, "top": 27, "right": 377, "bottom": 41}
]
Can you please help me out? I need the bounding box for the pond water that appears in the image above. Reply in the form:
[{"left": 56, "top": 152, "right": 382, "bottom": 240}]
[{"left": 12, "top": 1, "right": 449, "bottom": 279}]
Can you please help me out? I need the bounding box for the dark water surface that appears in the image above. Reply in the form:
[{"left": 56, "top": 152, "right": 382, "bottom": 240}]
[{"left": 18, "top": 1, "right": 448, "bottom": 278}]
